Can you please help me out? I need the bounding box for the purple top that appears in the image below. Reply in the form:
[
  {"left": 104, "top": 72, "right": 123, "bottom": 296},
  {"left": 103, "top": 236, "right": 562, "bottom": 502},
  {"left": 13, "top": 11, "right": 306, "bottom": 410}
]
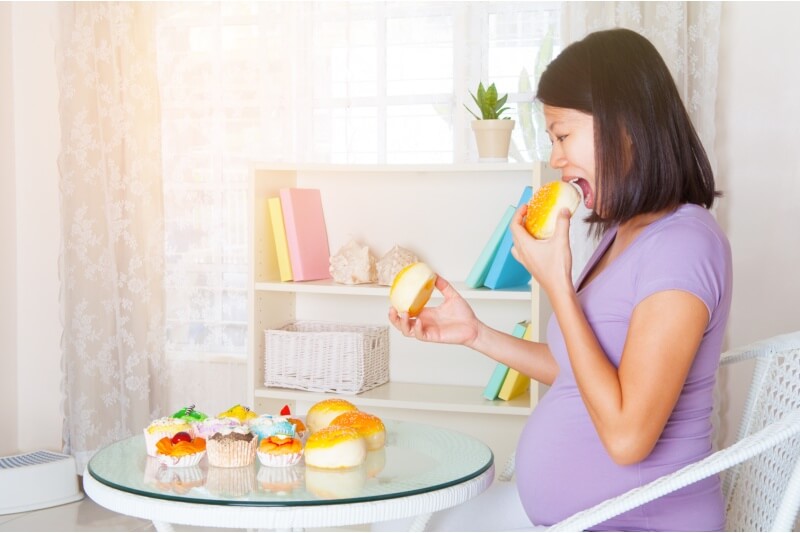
[{"left": 516, "top": 204, "right": 732, "bottom": 531}]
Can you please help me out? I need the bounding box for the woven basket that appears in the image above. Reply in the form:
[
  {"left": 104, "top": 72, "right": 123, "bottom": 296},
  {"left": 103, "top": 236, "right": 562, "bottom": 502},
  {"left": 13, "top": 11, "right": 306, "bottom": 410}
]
[{"left": 264, "top": 321, "right": 390, "bottom": 395}]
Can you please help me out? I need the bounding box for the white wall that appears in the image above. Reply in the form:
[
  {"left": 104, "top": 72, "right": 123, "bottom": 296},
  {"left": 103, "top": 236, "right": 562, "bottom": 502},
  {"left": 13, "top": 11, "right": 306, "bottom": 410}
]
[
  {"left": 714, "top": 1, "right": 800, "bottom": 447},
  {"left": 0, "top": 2, "right": 20, "bottom": 456},
  {"left": 6, "top": 2, "right": 62, "bottom": 453},
  {"left": 3, "top": 1, "right": 799, "bottom": 456}
]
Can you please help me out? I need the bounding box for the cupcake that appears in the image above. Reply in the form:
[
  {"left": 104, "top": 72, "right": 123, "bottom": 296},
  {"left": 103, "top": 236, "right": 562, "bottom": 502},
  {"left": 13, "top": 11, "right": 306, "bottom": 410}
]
[
  {"left": 278, "top": 405, "right": 308, "bottom": 442},
  {"left": 171, "top": 404, "right": 208, "bottom": 424},
  {"left": 206, "top": 466, "right": 255, "bottom": 498},
  {"left": 217, "top": 404, "right": 258, "bottom": 423},
  {"left": 329, "top": 411, "right": 386, "bottom": 451},
  {"left": 288, "top": 417, "right": 308, "bottom": 442},
  {"left": 249, "top": 415, "right": 296, "bottom": 444},
  {"left": 206, "top": 426, "right": 257, "bottom": 467},
  {"left": 155, "top": 434, "right": 207, "bottom": 468},
  {"left": 257, "top": 435, "right": 303, "bottom": 468},
  {"left": 193, "top": 417, "right": 242, "bottom": 440},
  {"left": 306, "top": 399, "right": 359, "bottom": 434},
  {"left": 257, "top": 465, "right": 303, "bottom": 495},
  {"left": 143, "top": 417, "right": 194, "bottom": 457}
]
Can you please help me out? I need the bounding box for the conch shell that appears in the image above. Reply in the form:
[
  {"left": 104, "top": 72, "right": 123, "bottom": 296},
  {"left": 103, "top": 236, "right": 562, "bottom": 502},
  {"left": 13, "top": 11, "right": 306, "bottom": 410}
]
[
  {"left": 376, "top": 245, "right": 418, "bottom": 286},
  {"left": 329, "top": 240, "right": 376, "bottom": 285}
]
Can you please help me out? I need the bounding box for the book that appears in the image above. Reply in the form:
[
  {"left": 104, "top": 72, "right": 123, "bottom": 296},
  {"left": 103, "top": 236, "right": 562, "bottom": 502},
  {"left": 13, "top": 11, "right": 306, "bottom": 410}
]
[
  {"left": 482, "top": 319, "right": 529, "bottom": 400},
  {"left": 498, "top": 322, "right": 533, "bottom": 401},
  {"left": 279, "top": 187, "right": 332, "bottom": 282},
  {"left": 483, "top": 186, "right": 534, "bottom": 289},
  {"left": 267, "top": 197, "right": 293, "bottom": 282},
  {"left": 465, "top": 205, "right": 515, "bottom": 289}
]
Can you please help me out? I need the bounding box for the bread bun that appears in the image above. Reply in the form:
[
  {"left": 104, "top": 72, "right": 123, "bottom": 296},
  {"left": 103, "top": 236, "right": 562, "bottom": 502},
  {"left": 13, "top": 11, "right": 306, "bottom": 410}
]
[
  {"left": 389, "top": 262, "right": 436, "bottom": 316},
  {"left": 329, "top": 411, "right": 386, "bottom": 451},
  {"left": 525, "top": 181, "right": 581, "bottom": 240},
  {"left": 304, "top": 426, "right": 367, "bottom": 469},
  {"left": 306, "top": 398, "right": 358, "bottom": 434}
]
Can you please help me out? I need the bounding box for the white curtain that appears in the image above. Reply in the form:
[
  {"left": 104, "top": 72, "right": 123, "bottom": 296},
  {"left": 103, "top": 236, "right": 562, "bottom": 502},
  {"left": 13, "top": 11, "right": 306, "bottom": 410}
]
[{"left": 57, "top": 3, "right": 168, "bottom": 471}]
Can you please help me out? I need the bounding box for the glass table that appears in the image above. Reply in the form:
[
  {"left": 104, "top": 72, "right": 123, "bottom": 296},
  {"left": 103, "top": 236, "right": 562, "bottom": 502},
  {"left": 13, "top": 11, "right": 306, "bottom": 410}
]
[{"left": 84, "top": 419, "right": 494, "bottom": 531}]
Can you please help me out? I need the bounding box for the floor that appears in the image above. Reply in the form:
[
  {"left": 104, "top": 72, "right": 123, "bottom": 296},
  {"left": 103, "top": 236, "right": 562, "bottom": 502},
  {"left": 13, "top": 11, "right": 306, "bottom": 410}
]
[{"left": 0, "top": 489, "right": 371, "bottom": 532}]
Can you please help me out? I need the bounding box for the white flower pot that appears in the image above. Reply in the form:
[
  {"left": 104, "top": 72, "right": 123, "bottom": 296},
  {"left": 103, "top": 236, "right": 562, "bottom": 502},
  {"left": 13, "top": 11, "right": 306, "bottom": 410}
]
[{"left": 471, "top": 119, "right": 515, "bottom": 161}]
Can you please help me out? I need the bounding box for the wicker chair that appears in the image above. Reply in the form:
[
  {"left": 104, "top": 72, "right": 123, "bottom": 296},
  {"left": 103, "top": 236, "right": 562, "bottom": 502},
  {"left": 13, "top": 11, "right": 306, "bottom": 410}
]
[{"left": 495, "top": 330, "right": 800, "bottom": 532}]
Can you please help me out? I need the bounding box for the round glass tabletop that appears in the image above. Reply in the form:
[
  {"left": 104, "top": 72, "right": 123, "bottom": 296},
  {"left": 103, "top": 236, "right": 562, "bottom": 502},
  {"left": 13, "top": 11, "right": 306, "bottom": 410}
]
[{"left": 88, "top": 419, "right": 493, "bottom": 506}]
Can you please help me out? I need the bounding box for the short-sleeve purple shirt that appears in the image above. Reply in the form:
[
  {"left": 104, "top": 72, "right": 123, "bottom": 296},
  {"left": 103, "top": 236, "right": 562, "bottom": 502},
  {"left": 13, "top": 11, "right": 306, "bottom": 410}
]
[{"left": 515, "top": 204, "right": 732, "bottom": 531}]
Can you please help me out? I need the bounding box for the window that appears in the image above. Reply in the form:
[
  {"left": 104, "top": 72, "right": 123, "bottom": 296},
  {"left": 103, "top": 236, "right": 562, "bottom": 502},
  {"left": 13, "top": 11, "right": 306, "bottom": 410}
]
[{"left": 156, "top": 1, "right": 560, "bottom": 360}]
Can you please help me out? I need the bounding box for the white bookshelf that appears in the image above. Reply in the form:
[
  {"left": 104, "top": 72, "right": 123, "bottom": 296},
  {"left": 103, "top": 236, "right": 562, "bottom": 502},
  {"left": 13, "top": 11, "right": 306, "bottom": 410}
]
[{"left": 247, "top": 163, "right": 557, "bottom": 460}]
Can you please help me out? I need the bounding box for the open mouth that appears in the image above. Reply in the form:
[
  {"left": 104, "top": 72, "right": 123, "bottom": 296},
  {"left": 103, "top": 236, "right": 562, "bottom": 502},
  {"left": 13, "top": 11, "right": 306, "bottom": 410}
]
[{"left": 567, "top": 178, "right": 593, "bottom": 209}]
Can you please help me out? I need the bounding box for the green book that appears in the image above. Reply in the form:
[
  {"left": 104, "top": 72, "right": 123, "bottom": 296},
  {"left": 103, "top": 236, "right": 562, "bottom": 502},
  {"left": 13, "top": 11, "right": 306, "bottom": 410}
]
[
  {"left": 482, "top": 320, "right": 529, "bottom": 400},
  {"left": 465, "top": 205, "right": 515, "bottom": 288}
]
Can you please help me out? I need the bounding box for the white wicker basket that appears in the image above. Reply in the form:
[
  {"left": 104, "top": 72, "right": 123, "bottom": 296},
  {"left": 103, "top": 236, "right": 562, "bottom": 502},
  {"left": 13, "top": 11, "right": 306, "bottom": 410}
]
[{"left": 264, "top": 321, "right": 390, "bottom": 395}]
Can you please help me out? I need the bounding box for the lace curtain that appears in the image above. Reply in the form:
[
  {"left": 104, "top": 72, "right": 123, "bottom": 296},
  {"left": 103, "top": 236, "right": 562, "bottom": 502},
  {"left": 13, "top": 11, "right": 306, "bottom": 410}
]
[{"left": 57, "top": 3, "right": 168, "bottom": 471}]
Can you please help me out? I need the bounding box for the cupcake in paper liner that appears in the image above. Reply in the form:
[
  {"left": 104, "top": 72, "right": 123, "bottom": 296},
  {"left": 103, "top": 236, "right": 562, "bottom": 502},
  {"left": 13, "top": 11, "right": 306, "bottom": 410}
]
[
  {"left": 143, "top": 417, "right": 194, "bottom": 457},
  {"left": 257, "top": 435, "right": 303, "bottom": 468},
  {"left": 171, "top": 404, "right": 209, "bottom": 426},
  {"left": 206, "top": 426, "right": 257, "bottom": 467},
  {"left": 155, "top": 435, "right": 207, "bottom": 468},
  {"left": 205, "top": 465, "right": 255, "bottom": 498},
  {"left": 257, "top": 465, "right": 303, "bottom": 495},
  {"left": 193, "top": 417, "right": 242, "bottom": 440},
  {"left": 217, "top": 404, "right": 258, "bottom": 424},
  {"left": 249, "top": 415, "right": 296, "bottom": 443}
]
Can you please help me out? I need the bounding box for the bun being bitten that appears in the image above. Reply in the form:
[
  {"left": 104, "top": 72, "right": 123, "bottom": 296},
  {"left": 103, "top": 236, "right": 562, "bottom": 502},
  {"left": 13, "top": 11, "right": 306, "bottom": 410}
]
[{"left": 525, "top": 181, "right": 581, "bottom": 240}]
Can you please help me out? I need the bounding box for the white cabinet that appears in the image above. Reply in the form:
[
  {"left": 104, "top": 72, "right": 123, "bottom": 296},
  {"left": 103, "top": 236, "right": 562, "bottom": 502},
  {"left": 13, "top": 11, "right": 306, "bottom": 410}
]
[{"left": 247, "top": 163, "right": 556, "bottom": 462}]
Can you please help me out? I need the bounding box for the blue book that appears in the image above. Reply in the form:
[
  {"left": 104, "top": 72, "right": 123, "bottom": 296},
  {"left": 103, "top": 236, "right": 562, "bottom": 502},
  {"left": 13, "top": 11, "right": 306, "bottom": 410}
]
[
  {"left": 482, "top": 320, "right": 529, "bottom": 400},
  {"left": 483, "top": 186, "right": 533, "bottom": 289},
  {"left": 465, "top": 205, "right": 515, "bottom": 288}
]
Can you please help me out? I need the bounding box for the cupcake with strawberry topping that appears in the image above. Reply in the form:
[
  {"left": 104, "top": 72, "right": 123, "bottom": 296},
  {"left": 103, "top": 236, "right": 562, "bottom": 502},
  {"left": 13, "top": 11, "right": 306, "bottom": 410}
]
[{"left": 155, "top": 432, "right": 207, "bottom": 468}]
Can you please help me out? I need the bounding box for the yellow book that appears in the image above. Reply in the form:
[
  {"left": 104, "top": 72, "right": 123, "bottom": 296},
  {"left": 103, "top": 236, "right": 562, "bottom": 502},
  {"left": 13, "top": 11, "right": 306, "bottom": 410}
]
[
  {"left": 268, "top": 197, "right": 293, "bottom": 281},
  {"left": 498, "top": 322, "right": 533, "bottom": 401}
]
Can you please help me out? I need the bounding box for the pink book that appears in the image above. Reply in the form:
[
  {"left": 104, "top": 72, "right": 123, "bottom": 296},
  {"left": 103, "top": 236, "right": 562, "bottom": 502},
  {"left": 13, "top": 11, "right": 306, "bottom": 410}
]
[{"left": 278, "top": 188, "right": 332, "bottom": 281}]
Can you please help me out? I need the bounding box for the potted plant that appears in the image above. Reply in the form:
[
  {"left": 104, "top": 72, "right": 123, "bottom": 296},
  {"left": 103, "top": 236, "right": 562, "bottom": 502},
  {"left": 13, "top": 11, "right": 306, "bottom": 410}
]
[{"left": 464, "top": 82, "right": 515, "bottom": 161}]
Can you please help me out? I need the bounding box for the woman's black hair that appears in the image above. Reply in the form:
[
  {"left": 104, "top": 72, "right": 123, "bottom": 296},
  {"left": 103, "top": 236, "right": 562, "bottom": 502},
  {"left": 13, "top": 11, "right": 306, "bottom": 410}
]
[{"left": 536, "top": 28, "right": 720, "bottom": 233}]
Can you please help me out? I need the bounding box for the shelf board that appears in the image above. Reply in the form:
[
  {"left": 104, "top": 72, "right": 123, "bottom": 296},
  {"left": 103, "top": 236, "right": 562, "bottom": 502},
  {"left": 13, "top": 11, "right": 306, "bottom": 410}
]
[
  {"left": 254, "top": 381, "right": 532, "bottom": 416},
  {"left": 253, "top": 280, "right": 531, "bottom": 301}
]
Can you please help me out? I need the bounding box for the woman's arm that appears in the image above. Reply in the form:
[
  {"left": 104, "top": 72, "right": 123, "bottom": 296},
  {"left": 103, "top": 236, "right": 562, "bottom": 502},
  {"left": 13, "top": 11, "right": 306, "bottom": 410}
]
[
  {"left": 389, "top": 276, "right": 559, "bottom": 386},
  {"left": 510, "top": 207, "right": 708, "bottom": 465},
  {"left": 551, "top": 287, "right": 707, "bottom": 465}
]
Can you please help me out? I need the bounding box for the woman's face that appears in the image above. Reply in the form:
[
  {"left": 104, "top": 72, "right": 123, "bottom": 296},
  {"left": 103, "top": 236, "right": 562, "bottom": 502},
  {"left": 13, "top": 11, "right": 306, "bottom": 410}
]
[{"left": 544, "top": 105, "right": 596, "bottom": 210}]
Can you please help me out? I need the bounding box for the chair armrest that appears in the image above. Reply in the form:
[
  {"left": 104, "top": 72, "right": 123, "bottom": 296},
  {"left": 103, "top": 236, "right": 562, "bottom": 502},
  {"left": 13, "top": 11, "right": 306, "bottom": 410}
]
[{"left": 546, "top": 408, "right": 800, "bottom": 532}]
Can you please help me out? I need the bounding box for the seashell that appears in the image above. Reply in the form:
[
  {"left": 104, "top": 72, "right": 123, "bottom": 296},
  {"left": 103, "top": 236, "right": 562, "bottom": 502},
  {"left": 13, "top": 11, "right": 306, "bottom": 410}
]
[
  {"left": 329, "top": 240, "right": 377, "bottom": 285},
  {"left": 376, "top": 245, "right": 418, "bottom": 286}
]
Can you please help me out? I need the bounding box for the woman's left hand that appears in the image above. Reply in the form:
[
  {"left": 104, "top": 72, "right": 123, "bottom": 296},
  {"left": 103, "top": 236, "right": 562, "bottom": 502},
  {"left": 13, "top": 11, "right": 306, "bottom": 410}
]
[{"left": 509, "top": 204, "right": 574, "bottom": 296}]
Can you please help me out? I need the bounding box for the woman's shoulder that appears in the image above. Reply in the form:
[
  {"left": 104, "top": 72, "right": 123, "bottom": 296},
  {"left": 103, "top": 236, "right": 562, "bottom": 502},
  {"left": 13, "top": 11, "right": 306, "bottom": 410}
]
[{"left": 645, "top": 203, "right": 730, "bottom": 255}]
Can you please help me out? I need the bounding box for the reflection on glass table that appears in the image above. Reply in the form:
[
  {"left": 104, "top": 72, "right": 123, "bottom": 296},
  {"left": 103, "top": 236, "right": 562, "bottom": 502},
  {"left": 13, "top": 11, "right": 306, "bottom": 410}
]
[{"left": 84, "top": 419, "right": 494, "bottom": 531}]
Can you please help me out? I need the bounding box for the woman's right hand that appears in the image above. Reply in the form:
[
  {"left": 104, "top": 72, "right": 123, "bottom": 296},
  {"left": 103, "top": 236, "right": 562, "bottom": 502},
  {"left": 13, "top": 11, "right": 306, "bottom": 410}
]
[{"left": 388, "top": 275, "right": 482, "bottom": 347}]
